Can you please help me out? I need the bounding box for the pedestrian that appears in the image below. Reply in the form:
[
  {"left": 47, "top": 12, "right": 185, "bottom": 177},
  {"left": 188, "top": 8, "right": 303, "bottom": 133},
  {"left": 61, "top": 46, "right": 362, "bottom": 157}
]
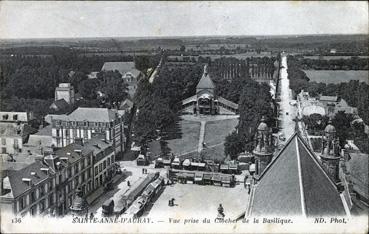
[
  {"left": 127, "top": 180, "right": 130, "bottom": 187},
  {"left": 142, "top": 168, "right": 144, "bottom": 174},
  {"left": 90, "top": 212, "right": 94, "bottom": 220}
]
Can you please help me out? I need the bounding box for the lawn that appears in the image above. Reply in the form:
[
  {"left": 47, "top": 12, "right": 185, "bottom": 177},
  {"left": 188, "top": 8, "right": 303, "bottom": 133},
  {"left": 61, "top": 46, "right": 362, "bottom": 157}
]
[
  {"left": 166, "top": 120, "right": 200, "bottom": 156},
  {"left": 204, "top": 119, "right": 238, "bottom": 146},
  {"left": 303, "top": 70, "right": 368, "bottom": 84}
]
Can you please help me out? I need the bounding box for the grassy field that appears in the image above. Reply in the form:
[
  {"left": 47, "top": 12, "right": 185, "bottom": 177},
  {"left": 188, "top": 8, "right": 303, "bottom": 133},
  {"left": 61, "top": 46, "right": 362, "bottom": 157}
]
[
  {"left": 202, "top": 119, "right": 239, "bottom": 162},
  {"left": 166, "top": 120, "right": 200, "bottom": 156},
  {"left": 303, "top": 56, "right": 369, "bottom": 60},
  {"left": 303, "top": 70, "right": 369, "bottom": 84},
  {"left": 204, "top": 119, "right": 238, "bottom": 146}
]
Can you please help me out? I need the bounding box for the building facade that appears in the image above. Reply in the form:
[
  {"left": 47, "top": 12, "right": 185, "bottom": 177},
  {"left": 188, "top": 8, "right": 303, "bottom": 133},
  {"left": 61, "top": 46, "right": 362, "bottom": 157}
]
[
  {"left": 0, "top": 136, "right": 115, "bottom": 217},
  {"left": 50, "top": 107, "right": 126, "bottom": 157},
  {"left": 55, "top": 83, "right": 75, "bottom": 105}
]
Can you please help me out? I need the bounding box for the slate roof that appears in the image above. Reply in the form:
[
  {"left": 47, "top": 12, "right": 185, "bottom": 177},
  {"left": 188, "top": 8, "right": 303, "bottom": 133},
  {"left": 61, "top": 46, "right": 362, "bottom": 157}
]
[
  {"left": 101, "top": 62, "right": 141, "bottom": 78},
  {"left": 50, "top": 99, "right": 70, "bottom": 111},
  {"left": 5, "top": 161, "right": 51, "bottom": 198},
  {"left": 53, "top": 107, "right": 120, "bottom": 123},
  {"left": 249, "top": 133, "right": 347, "bottom": 217},
  {"left": 196, "top": 70, "right": 215, "bottom": 90}
]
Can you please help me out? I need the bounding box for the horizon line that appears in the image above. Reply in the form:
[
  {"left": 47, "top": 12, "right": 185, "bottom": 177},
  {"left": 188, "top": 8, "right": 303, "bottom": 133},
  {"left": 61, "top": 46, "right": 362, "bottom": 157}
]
[{"left": 0, "top": 33, "right": 367, "bottom": 41}]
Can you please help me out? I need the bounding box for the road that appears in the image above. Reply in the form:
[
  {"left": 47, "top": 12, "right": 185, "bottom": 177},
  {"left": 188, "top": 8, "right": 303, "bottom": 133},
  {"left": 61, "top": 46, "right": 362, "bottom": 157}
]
[{"left": 278, "top": 54, "right": 297, "bottom": 140}]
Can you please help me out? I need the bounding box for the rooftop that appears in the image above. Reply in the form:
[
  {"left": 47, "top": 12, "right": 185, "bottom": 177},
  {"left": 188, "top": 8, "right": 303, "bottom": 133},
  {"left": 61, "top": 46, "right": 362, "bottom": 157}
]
[
  {"left": 196, "top": 65, "right": 215, "bottom": 90},
  {"left": 52, "top": 107, "right": 122, "bottom": 123},
  {"left": 249, "top": 133, "right": 347, "bottom": 217},
  {"left": 101, "top": 62, "right": 141, "bottom": 78}
]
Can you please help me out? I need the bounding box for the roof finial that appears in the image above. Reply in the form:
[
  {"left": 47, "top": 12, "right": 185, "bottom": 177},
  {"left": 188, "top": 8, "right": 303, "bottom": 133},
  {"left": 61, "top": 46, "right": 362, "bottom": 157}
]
[{"left": 204, "top": 64, "right": 208, "bottom": 75}]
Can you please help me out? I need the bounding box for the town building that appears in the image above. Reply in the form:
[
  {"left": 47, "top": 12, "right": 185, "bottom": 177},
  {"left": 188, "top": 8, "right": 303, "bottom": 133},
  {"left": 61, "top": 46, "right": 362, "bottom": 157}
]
[
  {"left": 247, "top": 133, "right": 348, "bottom": 217},
  {"left": 0, "top": 136, "right": 116, "bottom": 217},
  {"left": 0, "top": 160, "right": 57, "bottom": 216},
  {"left": 50, "top": 107, "right": 126, "bottom": 157},
  {"left": 181, "top": 65, "right": 239, "bottom": 115},
  {"left": 0, "top": 112, "right": 37, "bottom": 156},
  {"left": 55, "top": 83, "right": 75, "bottom": 105},
  {"left": 101, "top": 61, "right": 145, "bottom": 98}
]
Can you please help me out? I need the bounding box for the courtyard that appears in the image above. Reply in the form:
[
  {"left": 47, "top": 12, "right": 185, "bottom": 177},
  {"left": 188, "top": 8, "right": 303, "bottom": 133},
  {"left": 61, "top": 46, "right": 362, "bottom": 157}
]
[{"left": 146, "top": 183, "right": 248, "bottom": 220}]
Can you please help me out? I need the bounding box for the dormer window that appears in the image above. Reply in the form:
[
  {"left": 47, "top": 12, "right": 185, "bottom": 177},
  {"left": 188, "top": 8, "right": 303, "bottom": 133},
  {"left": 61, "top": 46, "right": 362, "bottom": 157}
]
[
  {"left": 2, "top": 114, "right": 8, "bottom": 120},
  {"left": 13, "top": 114, "right": 18, "bottom": 121},
  {"left": 22, "top": 178, "right": 32, "bottom": 186}
]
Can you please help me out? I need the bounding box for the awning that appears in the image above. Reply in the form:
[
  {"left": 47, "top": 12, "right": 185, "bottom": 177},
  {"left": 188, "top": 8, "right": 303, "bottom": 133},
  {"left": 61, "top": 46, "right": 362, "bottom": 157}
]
[
  {"left": 212, "top": 174, "right": 221, "bottom": 181},
  {"left": 194, "top": 173, "right": 203, "bottom": 181},
  {"left": 220, "top": 165, "right": 229, "bottom": 170},
  {"left": 203, "top": 174, "right": 212, "bottom": 180}
]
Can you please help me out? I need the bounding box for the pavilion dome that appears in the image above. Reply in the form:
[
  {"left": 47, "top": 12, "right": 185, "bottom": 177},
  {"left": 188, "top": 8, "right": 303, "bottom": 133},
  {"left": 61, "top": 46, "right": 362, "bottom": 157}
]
[
  {"left": 324, "top": 120, "right": 336, "bottom": 133},
  {"left": 257, "top": 116, "right": 269, "bottom": 131}
]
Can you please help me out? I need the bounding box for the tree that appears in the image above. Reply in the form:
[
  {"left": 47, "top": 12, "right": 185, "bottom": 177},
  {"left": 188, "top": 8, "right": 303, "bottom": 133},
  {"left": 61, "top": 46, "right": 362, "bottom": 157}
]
[
  {"left": 224, "top": 131, "right": 245, "bottom": 159},
  {"left": 98, "top": 71, "right": 128, "bottom": 107},
  {"left": 78, "top": 79, "right": 100, "bottom": 100}
]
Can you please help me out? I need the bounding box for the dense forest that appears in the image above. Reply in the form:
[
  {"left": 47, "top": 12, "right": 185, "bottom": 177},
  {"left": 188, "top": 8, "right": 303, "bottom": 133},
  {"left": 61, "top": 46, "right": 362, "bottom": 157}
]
[
  {"left": 300, "top": 57, "right": 368, "bottom": 70},
  {"left": 0, "top": 48, "right": 134, "bottom": 122}
]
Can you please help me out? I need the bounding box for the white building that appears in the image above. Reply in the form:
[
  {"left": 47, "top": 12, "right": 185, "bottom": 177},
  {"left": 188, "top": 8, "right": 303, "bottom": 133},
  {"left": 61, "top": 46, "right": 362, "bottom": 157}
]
[{"left": 55, "top": 83, "right": 75, "bottom": 105}]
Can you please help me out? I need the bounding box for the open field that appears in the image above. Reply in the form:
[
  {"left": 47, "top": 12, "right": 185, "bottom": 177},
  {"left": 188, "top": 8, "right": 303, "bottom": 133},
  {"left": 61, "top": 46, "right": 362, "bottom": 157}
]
[{"left": 303, "top": 70, "right": 369, "bottom": 84}]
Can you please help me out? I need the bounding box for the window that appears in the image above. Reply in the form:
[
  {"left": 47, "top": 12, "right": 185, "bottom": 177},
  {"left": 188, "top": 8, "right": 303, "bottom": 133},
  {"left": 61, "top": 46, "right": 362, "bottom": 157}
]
[
  {"left": 1, "top": 138, "right": 6, "bottom": 145},
  {"left": 95, "top": 166, "right": 98, "bottom": 175},
  {"left": 87, "top": 169, "right": 91, "bottom": 178},
  {"left": 87, "top": 157, "right": 91, "bottom": 166},
  {"left": 56, "top": 129, "right": 60, "bottom": 137},
  {"left": 1, "top": 147, "right": 6, "bottom": 154},
  {"left": 99, "top": 164, "right": 102, "bottom": 173},
  {"left": 13, "top": 114, "right": 18, "bottom": 121},
  {"left": 2, "top": 114, "right": 8, "bottom": 120},
  {"left": 48, "top": 194, "right": 54, "bottom": 206},
  {"left": 30, "top": 205, "right": 37, "bottom": 216},
  {"left": 59, "top": 174, "right": 62, "bottom": 184},
  {"left": 39, "top": 199, "right": 45, "bottom": 213},
  {"left": 48, "top": 181, "right": 53, "bottom": 191},
  {"left": 67, "top": 168, "right": 72, "bottom": 177},
  {"left": 107, "top": 158, "right": 111, "bottom": 166},
  {"left": 18, "top": 196, "right": 25, "bottom": 211},
  {"left": 68, "top": 182, "right": 72, "bottom": 193},
  {"left": 14, "top": 139, "right": 19, "bottom": 149},
  {"left": 103, "top": 160, "right": 106, "bottom": 169},
  {"left": 74, "top": 164, "right": 79, "bottom": 174},
  {"left": 30, "top": 191, "right": 36, "bottom": 203},
  {"left": 74, "top": 177, "right": 79, "bottom": 187},
  {"left": 65, "top": 130, "right": 69, "bottom": 137},
  {"left": 39, "top": 185, "right": 45, "bottom": 197}
]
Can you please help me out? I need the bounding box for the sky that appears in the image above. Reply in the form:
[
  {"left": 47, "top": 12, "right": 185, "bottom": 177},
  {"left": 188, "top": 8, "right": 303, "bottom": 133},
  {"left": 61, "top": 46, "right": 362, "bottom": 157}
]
[{"left": 0, "top": 1, "right": 367, "bottom": 39}]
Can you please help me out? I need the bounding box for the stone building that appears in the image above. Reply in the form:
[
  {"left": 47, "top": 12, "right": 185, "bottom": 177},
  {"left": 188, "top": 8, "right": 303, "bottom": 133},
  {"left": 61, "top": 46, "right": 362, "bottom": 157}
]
[
  {"left": 55, "top": 83, "right": 75, "bottom": 105},
  {"left": 181, "top": 65, "right": 239, "bottom": 115},
  {"left": 253, "top": 116, "right": 274, "bottom": 179},
  {"left": 50, "top": 107, "right": 126, "bottom": 157},
  {"left": 320, "top": 119, "right": 341, "bottom": 183},
  {"left": 0, "top": 136, "right": 115, "bottom": 217},
  {"left": 247, "top": 133, "right": 348, "bottom": 217}
]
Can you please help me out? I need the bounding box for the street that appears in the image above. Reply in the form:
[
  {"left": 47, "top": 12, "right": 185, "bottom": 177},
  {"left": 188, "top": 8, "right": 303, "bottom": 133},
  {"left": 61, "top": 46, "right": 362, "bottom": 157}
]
[{"left": 278, "top": 54, "right": 297, "bottom": 140}]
